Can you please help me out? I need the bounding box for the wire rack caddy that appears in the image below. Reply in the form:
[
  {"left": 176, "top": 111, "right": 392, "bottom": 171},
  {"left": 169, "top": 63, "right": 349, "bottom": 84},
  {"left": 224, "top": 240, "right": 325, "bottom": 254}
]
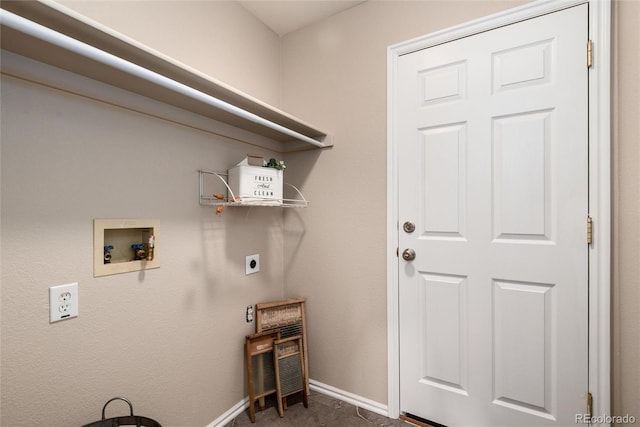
[{"left": 198, "top": 170, "right": 309, "bottom": 208}]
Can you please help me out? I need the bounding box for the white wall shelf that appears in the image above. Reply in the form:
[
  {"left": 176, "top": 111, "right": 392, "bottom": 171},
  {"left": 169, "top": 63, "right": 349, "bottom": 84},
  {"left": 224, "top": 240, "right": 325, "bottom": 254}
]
[
  {"left": 0, "top": 1, "right": 331, "bottom": 152},
  {"left": 199, "top": 170, "right": 309, "bottom": 209}
]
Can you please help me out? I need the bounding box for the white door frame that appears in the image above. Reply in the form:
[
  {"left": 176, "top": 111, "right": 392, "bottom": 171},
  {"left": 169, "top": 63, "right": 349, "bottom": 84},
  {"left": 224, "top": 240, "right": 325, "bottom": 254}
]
[{"left": 386, "top": 0, "right": 611, "bottom": 422}]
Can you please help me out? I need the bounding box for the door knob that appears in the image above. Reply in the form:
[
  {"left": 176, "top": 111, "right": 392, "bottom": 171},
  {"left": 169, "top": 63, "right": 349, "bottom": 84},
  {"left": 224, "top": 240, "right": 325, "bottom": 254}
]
[
  {"left": 403, "top": 221, "right": 416, "bottom": 233},
  {"left": 402, "top": 248, "right": 416, "bottom": 261}
]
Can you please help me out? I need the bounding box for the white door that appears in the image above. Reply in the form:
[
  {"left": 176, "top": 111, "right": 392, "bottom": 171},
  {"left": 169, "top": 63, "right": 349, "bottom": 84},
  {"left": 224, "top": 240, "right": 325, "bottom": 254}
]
[{"left": 396, "top": 5, "right": 588, "bottom": 426}]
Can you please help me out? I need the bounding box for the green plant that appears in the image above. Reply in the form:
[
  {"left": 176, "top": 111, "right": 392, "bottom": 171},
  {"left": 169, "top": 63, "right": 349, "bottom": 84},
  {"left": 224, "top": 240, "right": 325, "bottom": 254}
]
[{"left": 264, "top": 158, "right": 286, "bottom": 170}]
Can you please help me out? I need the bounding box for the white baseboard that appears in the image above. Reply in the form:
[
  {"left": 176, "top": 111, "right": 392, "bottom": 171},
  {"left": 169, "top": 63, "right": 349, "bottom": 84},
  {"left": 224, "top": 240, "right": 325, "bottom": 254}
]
[
  {"left": 206, "top": 379, "right": 391, "bottom": 426},
  {"left": 309, "top": 379, "right": 390, "bottom": 418},
  {"left": 206, "top": 396, "right": 249, "bottom": 427}
]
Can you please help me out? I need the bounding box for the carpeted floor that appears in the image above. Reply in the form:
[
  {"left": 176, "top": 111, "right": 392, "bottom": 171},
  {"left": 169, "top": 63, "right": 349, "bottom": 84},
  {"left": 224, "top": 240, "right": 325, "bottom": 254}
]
[{"left": 225, "top": 391, "right": 413, "bottom": 427}]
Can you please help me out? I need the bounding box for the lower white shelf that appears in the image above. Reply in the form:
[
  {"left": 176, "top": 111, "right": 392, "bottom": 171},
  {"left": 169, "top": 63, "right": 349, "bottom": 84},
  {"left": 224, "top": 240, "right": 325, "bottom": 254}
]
[{"left": 198, "top": 170, "right": 309, "bottom": 208}]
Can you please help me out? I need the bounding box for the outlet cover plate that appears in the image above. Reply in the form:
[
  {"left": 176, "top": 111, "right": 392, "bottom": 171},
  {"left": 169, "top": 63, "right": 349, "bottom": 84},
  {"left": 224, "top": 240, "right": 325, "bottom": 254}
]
[
  {"left": 245, "top": 254, "right": 260, "bottom": 275},
  {"left": 49, "top": 282, "right": 78, "bottom": 323}
]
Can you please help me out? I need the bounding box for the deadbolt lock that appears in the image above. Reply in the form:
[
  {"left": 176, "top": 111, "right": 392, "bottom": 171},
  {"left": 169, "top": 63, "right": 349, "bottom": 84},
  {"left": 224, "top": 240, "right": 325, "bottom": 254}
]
[
  {"left": 403, "top": 221, "right": 416, "bottom": 233},
  {"left": 402, "top": 248, "right": 416, "bottom": 261}
]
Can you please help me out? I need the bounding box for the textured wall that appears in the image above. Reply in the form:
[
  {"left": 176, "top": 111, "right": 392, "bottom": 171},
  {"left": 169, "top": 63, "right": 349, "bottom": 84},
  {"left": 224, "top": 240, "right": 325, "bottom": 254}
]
[
  {"left": 56, "top": 0, "right": 282, "bottom": 107},
  {"left": 0, "top": 63, "right": 285, "bottom": 426},
  {"left": 0, "top": 64, "right": 288, "bottom": 426},
  {"left": 0, "top": 2, "right": 284, "bottom": 425},
  {"left": 612, "top": 0, "right": 640, "bottom": 423}
]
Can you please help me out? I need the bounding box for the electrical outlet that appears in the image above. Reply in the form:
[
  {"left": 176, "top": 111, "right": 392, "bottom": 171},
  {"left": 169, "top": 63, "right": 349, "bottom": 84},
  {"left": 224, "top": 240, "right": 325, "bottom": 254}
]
[
  {"left": 246, "top": 305, "right": 254, "bottom": 322},
  {"left": 49, "top": 283, "right": 78, "bottom": 323},
  {"left": 245, "top": 254, "right": 260, "bottom": 275}
]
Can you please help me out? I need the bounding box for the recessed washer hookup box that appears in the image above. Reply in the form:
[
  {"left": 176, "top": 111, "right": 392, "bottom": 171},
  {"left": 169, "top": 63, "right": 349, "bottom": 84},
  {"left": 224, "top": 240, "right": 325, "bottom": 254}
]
[{"left": 228, "top": 165, "right": 283, "bottom": 205}]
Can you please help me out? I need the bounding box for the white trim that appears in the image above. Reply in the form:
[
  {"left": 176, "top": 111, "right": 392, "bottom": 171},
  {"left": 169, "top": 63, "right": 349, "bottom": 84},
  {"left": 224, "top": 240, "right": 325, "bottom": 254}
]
[
  {"left": 206, "top": 397, "right": 249, "bottom": 427},
  {"left": 386, "top": 37, "right": 401, "bottom": 420},
  {"left": 587, "top": 0, "right": 612, "bottom": 423},
  {"left": 309, "top": 379, "right": 390, "bottom": 417},
  {"left": 387, "top": 0, "right": 611, "bottom": 422},
  {"left": 389, "top": 0, "right": 586, "bottom": 56}
]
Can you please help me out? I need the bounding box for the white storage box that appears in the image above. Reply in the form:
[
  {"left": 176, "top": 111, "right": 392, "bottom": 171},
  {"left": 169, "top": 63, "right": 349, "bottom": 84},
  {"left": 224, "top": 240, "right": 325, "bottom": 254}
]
[{"left": 228, "top": 165, "right": 283, "bottom": 205}]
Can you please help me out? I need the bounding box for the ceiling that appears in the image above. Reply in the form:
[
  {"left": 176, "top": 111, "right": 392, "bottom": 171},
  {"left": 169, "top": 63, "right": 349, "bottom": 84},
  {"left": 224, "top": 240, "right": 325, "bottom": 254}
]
[{"left": 238, "top": 1, "right": 366, "bottom": 36}]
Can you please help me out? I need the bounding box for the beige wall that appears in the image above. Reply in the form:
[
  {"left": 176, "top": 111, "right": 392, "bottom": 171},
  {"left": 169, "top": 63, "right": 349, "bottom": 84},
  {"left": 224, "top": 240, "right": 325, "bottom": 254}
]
[
  {"left": 57, "top": 0, "right": 282, "bottom": 107},
  {"left": 1, "top": 0, "right": 638, "bottom": 425},
  {"left": 0, "top": 2, "right": 284, "bottom": 426},
  {"left": 612, "top": 0, "right": 640, "bottom": 422}
]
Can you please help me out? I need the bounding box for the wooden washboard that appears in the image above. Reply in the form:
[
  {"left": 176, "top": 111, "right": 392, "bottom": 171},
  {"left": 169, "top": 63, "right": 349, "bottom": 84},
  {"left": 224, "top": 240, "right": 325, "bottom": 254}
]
[
  {"left": 245, "top": 330, "right": 281, "bottom": 422},
  {"left": 255, "top": 298, "right": 309, "bottom": 400},
  {"left": 274, "top": 335, "right": 308, "bottom": 415}
]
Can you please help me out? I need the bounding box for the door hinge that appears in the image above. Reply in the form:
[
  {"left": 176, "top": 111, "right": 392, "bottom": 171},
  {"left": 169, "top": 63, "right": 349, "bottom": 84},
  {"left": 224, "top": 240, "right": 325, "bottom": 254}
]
[
  {"left": 587, "top": 216, "right": 593, "bottom": 245},
  {"left": 587, "top": 39, "right": 593, "bottom": 68},
  {"left": 587, "top": 392, "right": 593, "bottom": 420}
]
